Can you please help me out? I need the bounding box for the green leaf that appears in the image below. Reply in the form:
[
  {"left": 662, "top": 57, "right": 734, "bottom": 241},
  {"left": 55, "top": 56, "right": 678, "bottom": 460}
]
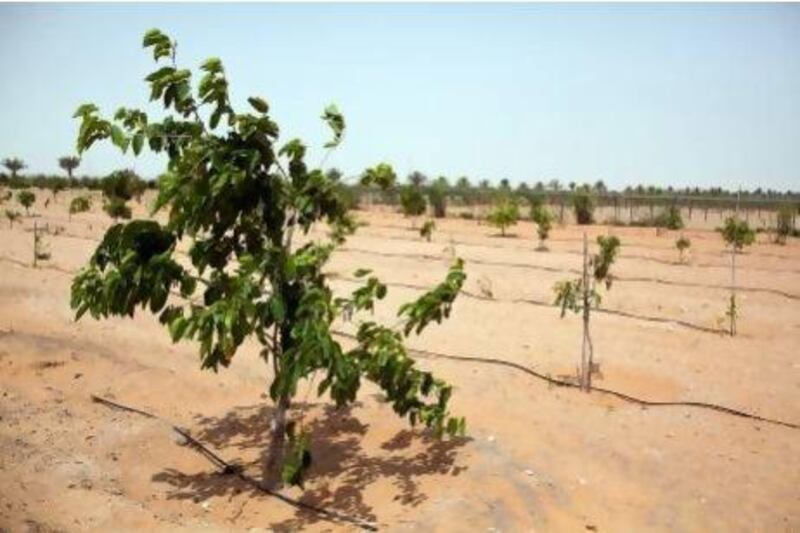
[
  {"left": 247, "top": 96, "right": 269, "bottom": 114},
  {"left": 110, "top": 125, "right": 129, "bottom": 152}
]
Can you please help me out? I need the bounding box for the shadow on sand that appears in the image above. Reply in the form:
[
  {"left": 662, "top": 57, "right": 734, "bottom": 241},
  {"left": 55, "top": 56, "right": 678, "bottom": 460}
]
[{"left": 152, "top": 400, "right": 470, "bottom": 529}]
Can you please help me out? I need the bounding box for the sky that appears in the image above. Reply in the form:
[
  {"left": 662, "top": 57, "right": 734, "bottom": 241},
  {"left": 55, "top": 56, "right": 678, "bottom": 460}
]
[{"left": 0, "top": 3, "right": 799, "bottom": 191}]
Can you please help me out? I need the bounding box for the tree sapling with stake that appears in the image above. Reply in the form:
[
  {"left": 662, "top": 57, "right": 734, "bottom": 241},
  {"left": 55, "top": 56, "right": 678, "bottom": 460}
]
[
  {"left": 675, "top": 235, "right": 691, "bottom": 264},
  {"left": 553, "top": 234, "right": 621, "bottom": 390},
  {"left": 718, "top": 216, "right": 754, "bottom": 336}
]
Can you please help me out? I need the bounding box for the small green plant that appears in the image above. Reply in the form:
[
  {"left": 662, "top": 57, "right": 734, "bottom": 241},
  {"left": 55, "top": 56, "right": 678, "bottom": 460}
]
[
  {"left": 571, "top": 187, "right": 595, "bottom": 225},
  {"left": 775, "top": 205, "right": 794, "bottom": 245},
  {"left": 725, "top": 294, "right": 738, "bottom": 336},
  {"left": 656, "top": 205, "right": 684, "bottom": 230},
  {"left": 420, "top": 220, "right": 436, "bottom": 242},
  {"left": 675, "top": 235, "right": 691, "bottom": 263},
  {"left": 69, "top": 195, "right": 92, "bottom": 220},
  {"left": 5, "top": 209, "right": 21, "bottom": 228},
  {"left": 103, "top": 195, "right": 132, "bottom": 220},
  {"left": 33, "top": 222, "right": 51, "bottom": 267},
  {"left": 719, "top": 216, "right": 755, "bottom": 251},
  {"left": 553, "top": 234, "right": 621, "bottom": 390},
  {"left": 531, "top": 204, "right": 554, "bottom": 250},
  {"left": 427, "top": 181, "right": 447, "bottom": 218},
  {"left": 399, "top": 185, "right": 426, "bottom": 227},
  {"left": 487, "top": 199, "right": 519, "bottom": 237},
  {"left": 719, "top": 216, "right": 753, "bottom": 337},
  {"left": 17, "top": 190, "right": 35, "bottom": 215}
]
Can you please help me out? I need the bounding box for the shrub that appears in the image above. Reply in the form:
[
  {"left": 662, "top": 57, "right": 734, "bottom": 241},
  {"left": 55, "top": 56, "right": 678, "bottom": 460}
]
[
  {"left": 531, "top": 204, "right": 554, "bottom": 249},
  {"left": 101, "top": 169, "right": 145, "bottom": 202},
  {"left": 775, "top": 205, "right": 794, "bottom": 244},
  {"left": 427, "top": 183, "right": 447, "bottom": 218},
  {"left": 719, "top": 217, "right": 755, "bottom": 251},
  {"left": 5, "top": 209, "right": 20, "bottom": 228},
  {"left": 487, "top": 199, "right": 519, "bottom": 236},
  {"left": 571, "top": 188, "right": 595, "bottom": 225},
  {"left": 69, "top": 195, "right": 92, "bottom": 220},
  {"left": 655, "top": 205, "right": 683, "bottom": 230},
  {"left": 400, "top": 186, "right": 426, "bottom": 221},
  {"left": 16, "top": 190, "right": 35, "bottom": 214},
  {"left": 70, "top": 28, "right": 466, "bottom": 490},
  {"left": 103, "top": 196, "right": 132, "bottom": 220},
  {"left": 420, "top": 220, "right": 435, "bottom": 242}
]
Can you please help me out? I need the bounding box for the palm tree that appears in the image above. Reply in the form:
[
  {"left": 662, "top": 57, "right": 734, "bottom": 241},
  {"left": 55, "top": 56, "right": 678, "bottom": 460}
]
[
  {"left": 58, "top": 156, "right": 81, "bottom": 180},
  {"left": 2, "top": 158, "right": 26, "bottom": 179}
]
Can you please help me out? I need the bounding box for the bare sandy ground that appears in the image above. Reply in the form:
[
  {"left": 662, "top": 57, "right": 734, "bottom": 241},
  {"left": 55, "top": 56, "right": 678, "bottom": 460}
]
[{"left": 1, "top": 189, "right": 799, "bottom": 531}]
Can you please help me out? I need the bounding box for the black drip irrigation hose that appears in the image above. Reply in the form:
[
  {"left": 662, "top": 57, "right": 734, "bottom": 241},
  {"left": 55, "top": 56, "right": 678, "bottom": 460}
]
[
  {"left": 90, "top": 395, "right": 379, "bottom": 531},
  {"left": 338, "top": 246, "right": 800, "bottom": 301},
  {"left": 330, "top": 274, "right": 727, "bottom": 335},
  {"left": 330, "top": 332, "right": 800, "bottom": 431}
]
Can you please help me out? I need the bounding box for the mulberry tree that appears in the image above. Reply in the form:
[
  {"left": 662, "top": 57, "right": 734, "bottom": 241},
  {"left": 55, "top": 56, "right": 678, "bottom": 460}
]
[{"left": 70, "top": 29, "right": 466, "bottom": 489}]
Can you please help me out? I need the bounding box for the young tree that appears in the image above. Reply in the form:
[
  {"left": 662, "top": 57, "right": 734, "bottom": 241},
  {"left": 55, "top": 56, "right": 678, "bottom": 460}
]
[
  {"left": 69, "top": 195, "right": 92, "bottom": 221},
  {"left": 554, "top": 234, "right": 620, "bottom": 390},
  {"left": 775, "top": 205, "right": 794, "bottom": 244},
  {"left": 17, "top": 190, "right": 35, "bottom": 215},
  {"left": 571, "top": 187, "right": 595, "bottom": 225},
  {"left": 656, "top": 205, "right": 683, "bottom": 230},
  {"left": 103, "top": 193, "right": 132, "bottom": 220},
  {"left": 5, "top": 209, "right": 21, "bottom": 229},
  {"left": 58, "top": 156, "right": 81, "bottom": 180},
  {"left": 428, "top": 181, "right": 447, "bottom": 218},
  {"left": 2, "top": 157, "right": 26, "bottom": 179},
  {"left": 70, "top": 29, "right": 465, "bottom": 489},
  {"left": 718, "top": 216, "right": 754, "bottom": 336},
  {"left": 531, "top": 204, "right": 554, "bottom": 250},
  {"left": 487, "top": 199, "right": 519, "bottom": 237},
  {"left": 33, "top": 222, "right": 51, "bottom": 267},
  {"left": 420, "top": 220, "right": 435, "bottom": 242},
  {"left": 400, "top": 185, "right": 426, "bottom": 227},
  {"left": 675, "top": 235, "right": 691, "bottom": 264}
]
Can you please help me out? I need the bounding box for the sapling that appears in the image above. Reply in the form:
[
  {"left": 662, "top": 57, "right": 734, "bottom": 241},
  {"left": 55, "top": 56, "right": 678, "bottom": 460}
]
[
  {"left": 5, "top": 209, "right": 21, "bottom": 229},
  {"left": 70, "top": 29, "right": 466, "bottom": 489},
  {"left": 103, "top": 195, "right": 132, "bottom": 220},
  {"left": 32, "top": 222, "right": 51, "bottom": 267},
  {"left": 400, "top": 185, "right": 426, "bottom": 228},
  {"left": 553, "top": 234, "right": 621, "bottom": 391},
  {"left": 675, "top": 235, "right": 691, "bottom": 264},
  {"left": 775, "top": 205, "right": 793, "bottom": 245},
  {"left": 487, "top": 199, "right": 519, "bottom": 237},
  {"left": 420, "top": 220, "right": 436, "bottom": 242},
  {"left": 17, "top": 190, "right": 35, "bottom": 215},
  {"left": 69, "top": 195, "right": 92, "bottom": 221},
  {"left": 531, "top": 204, "right": 553, "bottom": 250},
  {"left": 718, "top": 216, "right": 754, "bottom": 336}
]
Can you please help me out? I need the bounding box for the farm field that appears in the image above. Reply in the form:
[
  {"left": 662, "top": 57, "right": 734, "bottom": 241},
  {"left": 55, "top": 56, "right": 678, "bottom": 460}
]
[{"left": 1, "top": 189, "right": 799, "bottom": 531}]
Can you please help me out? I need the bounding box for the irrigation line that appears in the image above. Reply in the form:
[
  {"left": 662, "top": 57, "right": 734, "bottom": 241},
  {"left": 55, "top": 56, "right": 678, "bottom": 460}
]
[
  {"left": 330, "top": 332, "right": 800, "bottom": 431},
  {"left": 338, "top": 246, "right": 800, "bottom": 301},
  {"left": 330, "top": 274, "right": 727, "bottom": 335},
  {"left": 90, "top": 394, "right": 379, "bottom": 531}
]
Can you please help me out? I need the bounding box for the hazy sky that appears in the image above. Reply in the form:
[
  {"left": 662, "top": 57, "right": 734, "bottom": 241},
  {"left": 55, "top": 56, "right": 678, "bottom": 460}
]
[{"left": 1, "top": 3, "right": 798, "bottom": 191}]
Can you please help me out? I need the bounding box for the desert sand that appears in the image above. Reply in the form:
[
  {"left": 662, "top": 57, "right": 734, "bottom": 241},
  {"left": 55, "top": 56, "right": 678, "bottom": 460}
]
[{"left": 1, "top": 189, "right": 799, "bottom": 531}]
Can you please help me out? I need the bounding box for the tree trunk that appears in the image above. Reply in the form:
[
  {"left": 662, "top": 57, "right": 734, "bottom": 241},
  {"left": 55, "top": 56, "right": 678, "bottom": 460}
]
[{"left": 264, "top": 394, "right": 290, "bottom": 489}]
